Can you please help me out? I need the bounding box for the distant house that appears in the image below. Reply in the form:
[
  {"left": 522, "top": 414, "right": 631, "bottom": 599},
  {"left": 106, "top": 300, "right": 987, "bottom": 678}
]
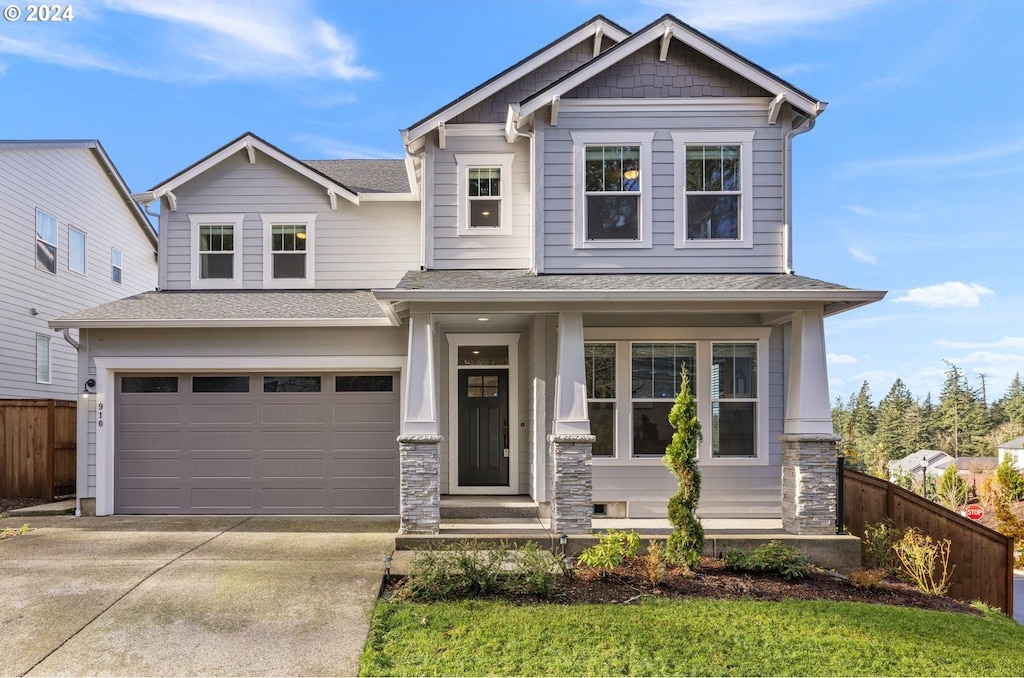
[
  {"left": 997, "top": 435, "right": 1024, "bottom": 470},
  {"left": 889, "top": 450, "right": 955, "bottom": 483}
]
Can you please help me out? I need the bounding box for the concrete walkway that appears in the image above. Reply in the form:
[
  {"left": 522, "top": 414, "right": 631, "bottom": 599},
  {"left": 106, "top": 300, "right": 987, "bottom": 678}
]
[{"left": 0, "top": 515, "right": 397, "bottom": 676}]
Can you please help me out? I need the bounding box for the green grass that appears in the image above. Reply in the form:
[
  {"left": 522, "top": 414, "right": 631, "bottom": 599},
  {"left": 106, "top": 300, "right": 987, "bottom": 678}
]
[{"left": 360, "top": 598, "right": 1024, "bottom": 676}]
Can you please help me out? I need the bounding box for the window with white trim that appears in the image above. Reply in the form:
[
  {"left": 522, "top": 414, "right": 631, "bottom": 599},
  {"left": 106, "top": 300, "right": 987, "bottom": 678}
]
[
  {"left": 68, "top": 226, "right": 87, "bottom": 275},
  {"left": 583, "top": 332, "right": 768, "bottom": 464},
  {"left": 571, "top": 132, "right": 654, "bottom": 248},
  {"left": 111, "top": 247, "right": 123, "bottom": 284},
  {"left": 36, "top": 334, "right": 51, "bottom": 384},
  {"left": 35, "top": 209, "right": 58, "bottom": 274},
  {"left": 189, "top": 214, "right": 244, "bottom": 288},
  {"left": 672, "top": 131, "right": 754, "bottom": 249},
  {"left": 261, "top": 214, "right": 316, "bottom": 288},
  {"left": 456, "top": 153, "right": 513, "bottom": 234}
]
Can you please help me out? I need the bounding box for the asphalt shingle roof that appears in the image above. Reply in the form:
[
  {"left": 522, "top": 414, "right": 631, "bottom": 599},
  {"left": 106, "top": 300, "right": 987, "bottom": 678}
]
[{"left": 302, "top": 159, "right": 409, "bottom": 194}]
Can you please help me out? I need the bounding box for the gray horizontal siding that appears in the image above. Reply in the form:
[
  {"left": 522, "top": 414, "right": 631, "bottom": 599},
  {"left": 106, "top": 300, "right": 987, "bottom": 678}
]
[
  {"left": 163, "top": 151, "right": 419, "bottom": 290},
  {"left": 540, "top": 108, "right": 786, "bottom": 274},
  {"left": 0, "top": 146, "right": 158, "bottom": 400}
]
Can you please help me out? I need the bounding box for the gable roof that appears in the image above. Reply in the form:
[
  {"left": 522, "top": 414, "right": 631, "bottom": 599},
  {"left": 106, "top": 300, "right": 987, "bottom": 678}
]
[
  {"left": 402, "top": 15, "right": 630, "bottom": 146},
  {"left": 135, "top": 132, "right": 361, "bottom": 210},
  {"left": 517, "top": 14, "right": 824, "bottom": 121},
  {"left": 303, "top": 159, "right": 410, "bottom": 194},
  {"left": 998, "top": 435, "right": 1024, "bottom": 450},
  {"left": 0, "top": 139, "right": 158, "bottom": 248}
]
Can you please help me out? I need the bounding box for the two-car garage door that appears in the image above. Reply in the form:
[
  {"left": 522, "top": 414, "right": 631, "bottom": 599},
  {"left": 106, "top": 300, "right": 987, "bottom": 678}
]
[{"left": 114, "top": 373, "right": 398, "bottom": 515}]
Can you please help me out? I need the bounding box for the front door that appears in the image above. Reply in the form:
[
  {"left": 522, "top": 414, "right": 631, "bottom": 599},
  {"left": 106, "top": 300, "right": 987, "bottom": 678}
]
[{"left": 458, "top": 369, "right": 509, "bottom": 486}]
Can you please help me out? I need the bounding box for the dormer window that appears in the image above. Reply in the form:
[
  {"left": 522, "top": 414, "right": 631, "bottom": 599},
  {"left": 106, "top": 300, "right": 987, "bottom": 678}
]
[
  {"left": 457, "top": 153, "right": 513, "bottom": 235},
  {"left": 571, "top": 132, "right": 653, "bottom": 249},
  {"left": 261, "top": 214, "right": 316, "bottom": 288},
  {"left": 190, "top": 214, "right": 244, "bottom": 289},
  {"left": 673, "top": 130, "right": 754, "bottom": 249}
]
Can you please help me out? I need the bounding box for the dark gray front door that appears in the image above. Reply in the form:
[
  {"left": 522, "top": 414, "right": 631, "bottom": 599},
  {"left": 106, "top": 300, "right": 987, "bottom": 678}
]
[{"left": 458, "top": 369, "right": 509, "bottom": 486}]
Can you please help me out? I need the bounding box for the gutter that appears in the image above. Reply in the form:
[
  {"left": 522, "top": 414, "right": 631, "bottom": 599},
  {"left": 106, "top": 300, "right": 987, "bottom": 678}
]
[{"left": 783, "top": 112, "right": 816, "bottom": 274}]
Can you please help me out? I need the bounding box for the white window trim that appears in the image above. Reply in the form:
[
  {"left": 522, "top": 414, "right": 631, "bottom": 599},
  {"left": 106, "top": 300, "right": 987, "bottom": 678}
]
[
  {"left": 36, "top": 334, "right": 51, "bottom": 384},
  {"left": 584, "top": 327, "right": 770, "bottom": 466},
  {"left": 111, "top": 247, "right": 123, "bottom": 285},
  {"left": 189, "top": 213, "right": 244, "bottom": 289},
  {"left": 35, "top": 208, "right": 58, "bottom": 275},
  {"left": 571, "top": 131, "right": 655, "bottom": 249},
  {"left": 672, "top": 130, "right": 755, "bottom": 250},
  {"left": 68, "top": 225, "right": 87, "bottom": 276},
  {"left": 261, "top": 213, "right": 316, "bottom": 289},
  {"left": 456, "top": 153, "right": 514, "bottom": 235}
]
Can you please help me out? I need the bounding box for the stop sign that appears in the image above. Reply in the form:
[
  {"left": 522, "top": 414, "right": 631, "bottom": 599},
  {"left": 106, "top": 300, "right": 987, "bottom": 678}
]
[{"left": 966, "top": 505, "right": 984, "bottom": 521}]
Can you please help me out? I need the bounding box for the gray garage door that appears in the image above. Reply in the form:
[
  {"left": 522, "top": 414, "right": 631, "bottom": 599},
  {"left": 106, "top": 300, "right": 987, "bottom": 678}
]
[{"left": 114, "top": 373, "right": 398, "bottom": 515}]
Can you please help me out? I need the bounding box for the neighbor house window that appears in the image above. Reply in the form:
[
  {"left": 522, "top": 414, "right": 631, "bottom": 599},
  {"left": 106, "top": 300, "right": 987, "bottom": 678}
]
[
  {"left": 68, "top": 226, "right": 87, "bottom": 275},
  {"left": 261, "top": 214, "right": 316, "bottom": 288},
  {"left": 673, "top": 131, "right": 754, "bottom": 249},
  {"left": 189, "top": 214, "right": 244, "bottom": 289},
  {"left": 36, "top": 209, "right": 58, "bottom": 274},
  {"left": 111, "top": 248, "right": 122, "bottom": 284},
  {"left": 571, "top": 132, "right": 653, "bottom": 248},
  {"left": 36, "top": 334, "right": 51, "bottom": 383},
  {"left": 631, "top": 343, "right": 696, "bottom": 456},
  {"left": 456, "top": 154, "right": 513, "bottom": 234},
  {"left": 585, "top": 343, "right": 617, "bottom": 457}
]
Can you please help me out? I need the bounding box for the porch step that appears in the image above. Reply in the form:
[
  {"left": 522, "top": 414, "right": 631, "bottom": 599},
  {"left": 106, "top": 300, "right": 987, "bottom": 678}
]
[{"left": 439, "top": 495, "right": 540, "bottom": 520}]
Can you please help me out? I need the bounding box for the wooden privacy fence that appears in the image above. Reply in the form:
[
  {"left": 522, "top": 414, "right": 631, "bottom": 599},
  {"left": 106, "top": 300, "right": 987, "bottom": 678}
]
[
  {"left": 0, "top": 400, "right": 76, "bottom": 500},
  {"left": 843, "top": 468, "right": 1014, "bottom": 616}
]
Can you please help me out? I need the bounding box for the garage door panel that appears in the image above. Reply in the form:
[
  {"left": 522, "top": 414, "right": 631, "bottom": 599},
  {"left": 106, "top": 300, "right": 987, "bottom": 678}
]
[{"left": 116, "top": 372, "right": 398, "bottom": 515}]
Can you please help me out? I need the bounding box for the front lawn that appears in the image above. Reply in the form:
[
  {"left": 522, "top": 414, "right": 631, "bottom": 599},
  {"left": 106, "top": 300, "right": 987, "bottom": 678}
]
[{"left": 360, "top": 598, "right": 1024, "bottom": 676}]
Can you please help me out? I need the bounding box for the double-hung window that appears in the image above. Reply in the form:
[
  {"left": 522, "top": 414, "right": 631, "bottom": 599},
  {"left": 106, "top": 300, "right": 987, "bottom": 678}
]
[
  {"left": 111, "top": 248, "right": 123, "bottom": 284},
  {"left": 631, "top": 343, "right": 696, "bottom": 456},
  {"left": 68, "top": 226, "right": 87, "bottom": 275},
  {"left": 35, "top": 209, "right": 58, "bottom": 274},
  {"left": 711, "top": 343, "right": 758, "bottom": 458},
  {"left": 456, "top": 154, "right": 513, "bottom": 234},
  {"left": 585, "top": 343, "right": 617, "bottom": 457},
  {"left": 571, "top": 132, "right": 654, "bottom": 248},
  {"left": 672, "top": 131, "right": 754, "bottom": 249},
  {"left": 190, "top": 214, "right": 244, "bottom": 288},
  {"left": 261, "top": 214, "right": 316, "bottom": 288}
]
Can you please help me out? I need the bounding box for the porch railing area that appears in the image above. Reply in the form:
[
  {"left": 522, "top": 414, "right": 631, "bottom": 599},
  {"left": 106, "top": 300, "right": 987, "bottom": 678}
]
[{"left": 842, "top": 468, "right": 1014, "bottom": 616}]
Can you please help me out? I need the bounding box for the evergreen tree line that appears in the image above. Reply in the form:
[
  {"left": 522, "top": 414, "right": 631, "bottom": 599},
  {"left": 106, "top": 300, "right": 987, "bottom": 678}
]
[{"left": 831, "top": 363, "right": 1024, "bottom": 477}]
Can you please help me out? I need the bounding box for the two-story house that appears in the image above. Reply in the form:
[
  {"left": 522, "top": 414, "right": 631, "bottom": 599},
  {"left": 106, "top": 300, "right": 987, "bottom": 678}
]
[
  {"left": 52, "top": 15, "right": 884, "bottom": 534},
  {"left": 1, "top": 140, "right": 158, "bottom": 497}
]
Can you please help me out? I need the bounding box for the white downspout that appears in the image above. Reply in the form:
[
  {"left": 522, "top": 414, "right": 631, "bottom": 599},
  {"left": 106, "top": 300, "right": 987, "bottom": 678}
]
[{"left": 783, "top": 113, "right": 815, "bottom": 274}]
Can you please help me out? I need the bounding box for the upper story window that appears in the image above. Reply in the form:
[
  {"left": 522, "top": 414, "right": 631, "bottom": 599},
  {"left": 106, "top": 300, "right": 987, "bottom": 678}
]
[
  {"left": 35, "top": 209, "right": 58, "bottom": 274},
  {"left": 111, "top": 248, "right": 123, "bottom": 284},
  {"left": 673, "top": 130, "right": 754, "bottom": 249},
  {"left": 68, "top": 226, "right": 87, "bottom": 275},
  {"left": 456, "top": 153, "right": 513, "bottom": 235},
  {"left": 571, "top": 132, "right": 654, "bottom": 249},
  {"left": 261, "top": 214, "right": 316, "bottom": 289},
  {"left": 189, "top": 214, "right": 244, "bottom": 289}
]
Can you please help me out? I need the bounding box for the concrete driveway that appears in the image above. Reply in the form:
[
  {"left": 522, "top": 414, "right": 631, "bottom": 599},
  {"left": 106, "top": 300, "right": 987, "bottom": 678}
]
[{"left": 0, "top": 515, "right": 397, "bottom": 677}]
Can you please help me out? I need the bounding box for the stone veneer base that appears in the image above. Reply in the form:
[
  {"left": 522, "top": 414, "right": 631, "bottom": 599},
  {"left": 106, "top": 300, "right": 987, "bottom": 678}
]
[
  {"left": 781, "top": 433, "right": 840, "bottom": 535},
  {"left": 548, "top": 434, "right": 595, "bottom": 535},
  {"left": 398, "top": 434, "right": 443, "bottom": 534}
]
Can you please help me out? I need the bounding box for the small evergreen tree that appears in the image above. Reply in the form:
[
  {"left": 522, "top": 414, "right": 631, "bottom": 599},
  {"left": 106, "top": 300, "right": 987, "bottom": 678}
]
[
  {"left": 663, "top": 367, "right": 703, "bottom": 571},
  {"left": 995, "top": 455, "right": 1024, "bottom": 502},
  {"left": 935, "top": 464, "right": 968, "bottom": 512}
]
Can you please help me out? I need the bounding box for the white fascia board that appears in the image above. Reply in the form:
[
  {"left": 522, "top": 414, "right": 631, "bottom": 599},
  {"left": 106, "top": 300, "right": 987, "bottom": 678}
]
[
  {"left": 403, "top": 19, "right": 629, "bottom": 144},
  {"left": 556, "top": 97, "right": 773, "bottom": 114},
  {"left": 48, "top": 317, "right": 394, "bottom": 330},
  {"left": 519, "top": 20, "right": 822, "bottom": 120},
  {"left": 149, "top": 135, "right": 360, "bottom": 206}
]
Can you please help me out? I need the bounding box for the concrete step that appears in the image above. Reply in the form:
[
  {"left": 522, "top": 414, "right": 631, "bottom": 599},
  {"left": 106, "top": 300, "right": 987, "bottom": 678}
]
[
  {"left": 439, "top": 495, "right": 540, "bottom": 520},
  {"left": 7, "top": 499, "right": 75, "bottom": 517}
]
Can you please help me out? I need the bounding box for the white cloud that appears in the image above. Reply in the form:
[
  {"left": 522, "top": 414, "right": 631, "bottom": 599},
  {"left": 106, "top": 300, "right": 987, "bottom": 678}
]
[
  {"left": 847, "top": 246, "right": 878, "bottom": 265},
  {"left": 935, "top": 337, "right": 1024, "bottom": 350},
  {"left": 643, "top": 0, "right": 886, "bottom": 39},
  {"left": 290, "top": 134, "right": 401, "bottom": 160},
  {"left": 893, "top": 282, "right": 994, "bottom": 309},
  {"left": 840, "top": 136, "right": 1024, "bottom": 178},
  {"left": 827, "top": 353, "right": 858, "bottom": 365}
]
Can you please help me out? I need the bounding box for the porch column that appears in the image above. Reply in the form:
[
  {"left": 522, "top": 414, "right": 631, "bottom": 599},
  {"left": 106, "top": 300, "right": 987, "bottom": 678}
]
[
  {"left": 399, "top": 312, "right": 441, "bottom": 534},
  {"left": 781, "top": 309, "right": 840, "bottom": 535},
  {"left": 549, "top": 312, "right": 593, "bottom": 534}
]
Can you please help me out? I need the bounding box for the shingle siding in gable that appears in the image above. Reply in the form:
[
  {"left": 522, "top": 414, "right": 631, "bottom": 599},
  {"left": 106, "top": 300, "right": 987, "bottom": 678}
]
[
  {"left": 451, "top": 40, "right": 598, "bottom": 125},
  {"left": 564, "top": 41, "right": 772, "bottom": 100}
]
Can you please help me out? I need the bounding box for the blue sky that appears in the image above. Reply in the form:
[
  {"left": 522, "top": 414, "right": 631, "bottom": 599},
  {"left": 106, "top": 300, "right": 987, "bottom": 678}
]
[{"left": 2, "top": 0, "right": 1022, "bottom": 404}]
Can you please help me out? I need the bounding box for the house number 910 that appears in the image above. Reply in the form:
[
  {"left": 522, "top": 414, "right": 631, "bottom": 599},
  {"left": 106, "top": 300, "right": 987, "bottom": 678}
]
[{"left": 97, "top": 402, "right": 103, "bottom": 427}]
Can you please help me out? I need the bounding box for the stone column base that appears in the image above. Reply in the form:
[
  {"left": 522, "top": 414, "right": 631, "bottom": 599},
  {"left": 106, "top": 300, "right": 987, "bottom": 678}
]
[
  {"left": 781, "top": 433, "right": 840, "bottom": 535},
  {"left": 548, "top": 434, "right": 595, "bottom": 535},
  {"left": 398, "top": 434, "right": 443, "bottom": 534}
]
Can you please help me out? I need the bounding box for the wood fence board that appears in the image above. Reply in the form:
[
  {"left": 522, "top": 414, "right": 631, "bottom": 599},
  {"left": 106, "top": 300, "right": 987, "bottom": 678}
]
[{"left": 0, "top": 400, "right": 77, "bottom": 500}]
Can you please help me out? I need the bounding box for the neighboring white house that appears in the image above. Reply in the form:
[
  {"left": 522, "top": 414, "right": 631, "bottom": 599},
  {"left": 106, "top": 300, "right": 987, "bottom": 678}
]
[
  {"left": 997, "top": 435, "right": 1024, "bottom": 470},
  {"left": 888, "top": 450, "right": 955, "bottom": 483},
  {"left": 52, "top": 15, "right": 885, "bottom": 534},
  {"left": 0, "top": 140, "right": 158, "bottom": 400}
]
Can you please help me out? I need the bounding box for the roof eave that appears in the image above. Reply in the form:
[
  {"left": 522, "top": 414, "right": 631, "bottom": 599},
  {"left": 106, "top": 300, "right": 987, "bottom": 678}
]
[
  {"left": 49, "top": 317, "right": 393, "bottom": 330},
  {"left": 374, "top": 288, "right": 886, "bottom": 306}
]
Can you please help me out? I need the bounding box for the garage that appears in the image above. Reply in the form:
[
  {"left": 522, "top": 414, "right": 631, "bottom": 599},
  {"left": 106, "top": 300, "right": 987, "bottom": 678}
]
[{"left": 114, "top": 373, "right": 399, "bottom": 515}]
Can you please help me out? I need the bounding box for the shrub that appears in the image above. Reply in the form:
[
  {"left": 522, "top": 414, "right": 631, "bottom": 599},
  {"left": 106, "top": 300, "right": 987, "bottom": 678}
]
[
  {"left": 721, "top": 548, "right": 748, "bottom": 570},
  {"left": 893, "top": 528, "right": 954, "bottom": 596},
  {"left": 662, "top": 367, "right": 704, "bottom": 570},
  {"left": 995, "top": 456, "right": 1024, "bottom": 501},
  {"left": 507, "top": 541, "right": 560, "bottom": 595},
  {"left": 849, "top": 568, "right": 888, "bottom": 590},
  {"left": 0, "top": 523, "right": 29, "bottom": 540},
  {"left": 644, "top": 540, "right": 666, "bottom": 586},
  {"left": 576, "top": 528, "right": 640, "bottom": 577},
  {"left": 402, "top": 540, "right": 558, "bottom": 601},
  {"left": 720, "top": 541, "right": 814, "bottom": 580},
  {"left": 861, "top": 521, "right": 902, "bottom": 575},
  {"left": 936, "top": 464, "right": 969, "bottom": 511}
]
